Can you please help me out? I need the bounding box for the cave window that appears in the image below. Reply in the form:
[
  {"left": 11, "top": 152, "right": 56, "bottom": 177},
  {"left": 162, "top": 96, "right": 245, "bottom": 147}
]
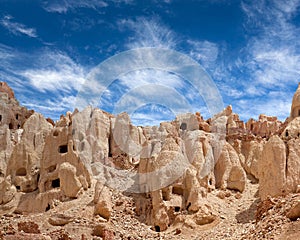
[
  {"left": 0, "top": 115, "right": 2, "bottom": 121},
  {"left": 17, "top": 124, "right": 20, "bottom": 129},
  {"left": 51, "top": 179, "right": 60, "bottom": 188},
  {"left": 16, "top": 114, "right": 19, "bottom": 120},
  {"left": 9, "top": 123, "right": 13, "bottom": 129},
  {"left": 154, "top": 226, "right": 160, "bottom": 232},
  {"left": 174, "top": 206, "right": 180, "bottom": 212},
  {"left": 45, "top": 204, "right": 51, "bottom": 212},
  {"left": 180, "top": 122, "right": 187, "bottom": 131},
  {"left": 186, "top": 202, "right": 191, "bottom": 211},
  {"left": 16, "top": 168, "right": 27, "bottom": 176},
  {"left": 53, "top": 130, "right": 59, "bottom": 137},
  {"left": 298, "top": 109, "right": 300, "bottom": 116},
  {"left": 250, "top": 124, "right": 253, "bottom": 131},
  {"left": 58, "top": 144, "right": 68, "bottom": 154},
  {"left": 16, "top": 186, "right": 20, "bottom": 190},
  {"left": 285, "top": 130, "right": 289, "bottom": 137}
]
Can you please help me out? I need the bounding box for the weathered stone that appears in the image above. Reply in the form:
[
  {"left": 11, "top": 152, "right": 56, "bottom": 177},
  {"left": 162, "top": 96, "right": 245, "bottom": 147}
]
[
  {"left": 0, "top": 176, "right": 16, "bottom": 205},
  {"left": 290, "top": 83, "right": 300, "bottom": 120},
  {"left": 6, "top": 113, "right": 52, "bottom": 193},
  {"left": 215, "top": 142, "right": 246, "bottom": 192},
  {"left": 286, "top": 201, "right": 300, "bottom": 220},
  {"left": 94, "top": 181, "right": 112, "bottom": 220},
  {"left": 48, "top": 214, "right": 73, "bottom": 226},
  {"left": 259, "top": 135, "right": 286, "bottom": 200},
  {"left": 93, "top": 224, "right": 114, "bottom": 239},
  {"left": 193, "top": 205, "right": 216, "bottom": 225},
  {"left": 286, "top": 139, "right": 300, "bottom": 193},
  {"left": 58, "top": 162, "right": 82, "bottom": 198}
]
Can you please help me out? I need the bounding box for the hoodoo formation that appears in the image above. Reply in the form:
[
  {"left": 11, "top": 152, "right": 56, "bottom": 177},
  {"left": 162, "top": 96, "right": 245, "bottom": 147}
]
[{"left": 0, "top": 81, "right": 299, "bottom": 239}]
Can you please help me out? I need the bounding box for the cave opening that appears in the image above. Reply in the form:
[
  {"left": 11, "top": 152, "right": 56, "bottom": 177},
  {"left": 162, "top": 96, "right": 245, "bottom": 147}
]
[
  {"left": 174, "top": 206, "right": 180, "bottom": 212},
  {"left": 51, "top": 179, "right": 60, "bottom": 188},
  {"left": 180, "top": 122, "right": 187, "bottom": 131},
  {"left": 58, "top": 144, "right": 68, "bottom": 154}
]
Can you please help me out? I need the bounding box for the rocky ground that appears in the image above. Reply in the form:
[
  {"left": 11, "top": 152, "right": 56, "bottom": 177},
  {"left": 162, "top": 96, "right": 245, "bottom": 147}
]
[{"left": 1, "top": 178, "right": 299, "bottom": 240}]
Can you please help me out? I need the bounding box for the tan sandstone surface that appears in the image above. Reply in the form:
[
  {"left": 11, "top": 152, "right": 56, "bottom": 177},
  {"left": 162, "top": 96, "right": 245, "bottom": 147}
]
[{"left": 0, "top": 81, "right": 299, "bottom": 239}]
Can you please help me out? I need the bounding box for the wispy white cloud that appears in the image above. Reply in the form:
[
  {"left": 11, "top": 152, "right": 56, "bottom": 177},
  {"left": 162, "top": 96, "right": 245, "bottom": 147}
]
[
  {"left": 43, "top": 0, "right": 108, "bottom": 13},
  {"left": 187, "top": 40, "right": 219, "bottom": 67},
  {"left": 22, "top": 95, "right": 78, "bottom": 119},
  {"left": 234, "top": 94, "right": 292, "bottom": 121},
  {"left": 222, "top": 0, "right": 300, "bottom": 121},
  {"left": 118, "top": 17, "right": 178, "bottom": 49},
  {"left": 0, "top": 15, "right": 37, "bottom": 38},
  {"left": 21, "top": 51, "right": 86, "bottom": 94},
  {"left": 43, "top": 0, "right": 134, "bottom": 13},
  {"left": 241, "top": 0, "right": 300, "bottom": 88},
  {"left": 0, "top": 45, "right": 88, "bottom": 119}
]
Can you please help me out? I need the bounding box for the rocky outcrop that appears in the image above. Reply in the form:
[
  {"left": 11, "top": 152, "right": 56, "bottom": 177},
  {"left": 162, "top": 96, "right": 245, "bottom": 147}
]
[
  {"left": 259, "top": 136, "right": 286, "bottom": 200},
  {"left": 234, "top": 139, "right": 265, "bottom": 180},
  {"left": 6, "top": 113, "right": 52, "bottom": 193},
  {"left": 214, "top": 142, "right": 246, "bottom": 192},
  {"left": 290, "top": 82, "right": 300, "bottom": 120},
  {"left": 245, "top": 115, "right": 282, "bottom": 138}
]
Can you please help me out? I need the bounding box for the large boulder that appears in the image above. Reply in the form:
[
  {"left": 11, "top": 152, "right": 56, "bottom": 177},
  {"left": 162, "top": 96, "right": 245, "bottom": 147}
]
[
  {"left": 94, "top": 181, "right": 113, "bottom": 220},
  {"left": 58, "top": 162, "right": 82, "bottom": 198}
]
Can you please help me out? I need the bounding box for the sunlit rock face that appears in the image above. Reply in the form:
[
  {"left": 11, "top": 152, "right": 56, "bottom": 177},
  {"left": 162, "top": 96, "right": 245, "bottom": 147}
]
[
  {"left": 0, "top": 81, "right": 299, "bottom": 233},
  {"left": 290, "top": 83, "right": 300, "bottom": 120}
]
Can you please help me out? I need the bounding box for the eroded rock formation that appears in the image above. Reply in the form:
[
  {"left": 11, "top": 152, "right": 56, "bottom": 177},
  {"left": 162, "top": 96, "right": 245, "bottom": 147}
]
[{"left": 0, "top": 81, "right": 299, "bottom": 237}]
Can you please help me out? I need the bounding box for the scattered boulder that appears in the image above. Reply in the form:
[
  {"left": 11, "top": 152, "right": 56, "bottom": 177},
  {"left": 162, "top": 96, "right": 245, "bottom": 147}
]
[
  {"left": 286, "top": 201, "right": 300, "bottom": 220},
  {"left": 94, "top": 181, "right": 112, "bottom": 220},
  {"left": 48, "top": 213, "right": 73, "bottom": 226},
  {"left": 93, "top": 223, "right": 114, "bottom": 240}
]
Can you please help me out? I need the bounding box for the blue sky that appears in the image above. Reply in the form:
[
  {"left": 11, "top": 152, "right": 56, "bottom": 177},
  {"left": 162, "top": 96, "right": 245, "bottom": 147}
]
[{"left": 0, "top": 0, "right": 300, "bottom": 125}]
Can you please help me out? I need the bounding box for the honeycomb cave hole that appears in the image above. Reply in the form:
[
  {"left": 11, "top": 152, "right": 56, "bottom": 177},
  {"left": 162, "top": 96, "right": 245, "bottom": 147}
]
[
  {"left": 45, "top": 204, "right": 51, "bottom": 212},
  {"left": 58, "top": 144, "right": 68, "bottom": 154},
  {"left": 154, "top": 226, "right": 160, "bottom": 232},
  {"left": 180, "top": 122, "right": 187, "bottom": 130},
  {"left": 51, "top": 179, "right": 60, "bottom": 188},
  {"left": 186, "top": 202, "right": 191, "bottom": 211},
  {"left": 174, "top": 206, "right": 180, "bottom": 212}
]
